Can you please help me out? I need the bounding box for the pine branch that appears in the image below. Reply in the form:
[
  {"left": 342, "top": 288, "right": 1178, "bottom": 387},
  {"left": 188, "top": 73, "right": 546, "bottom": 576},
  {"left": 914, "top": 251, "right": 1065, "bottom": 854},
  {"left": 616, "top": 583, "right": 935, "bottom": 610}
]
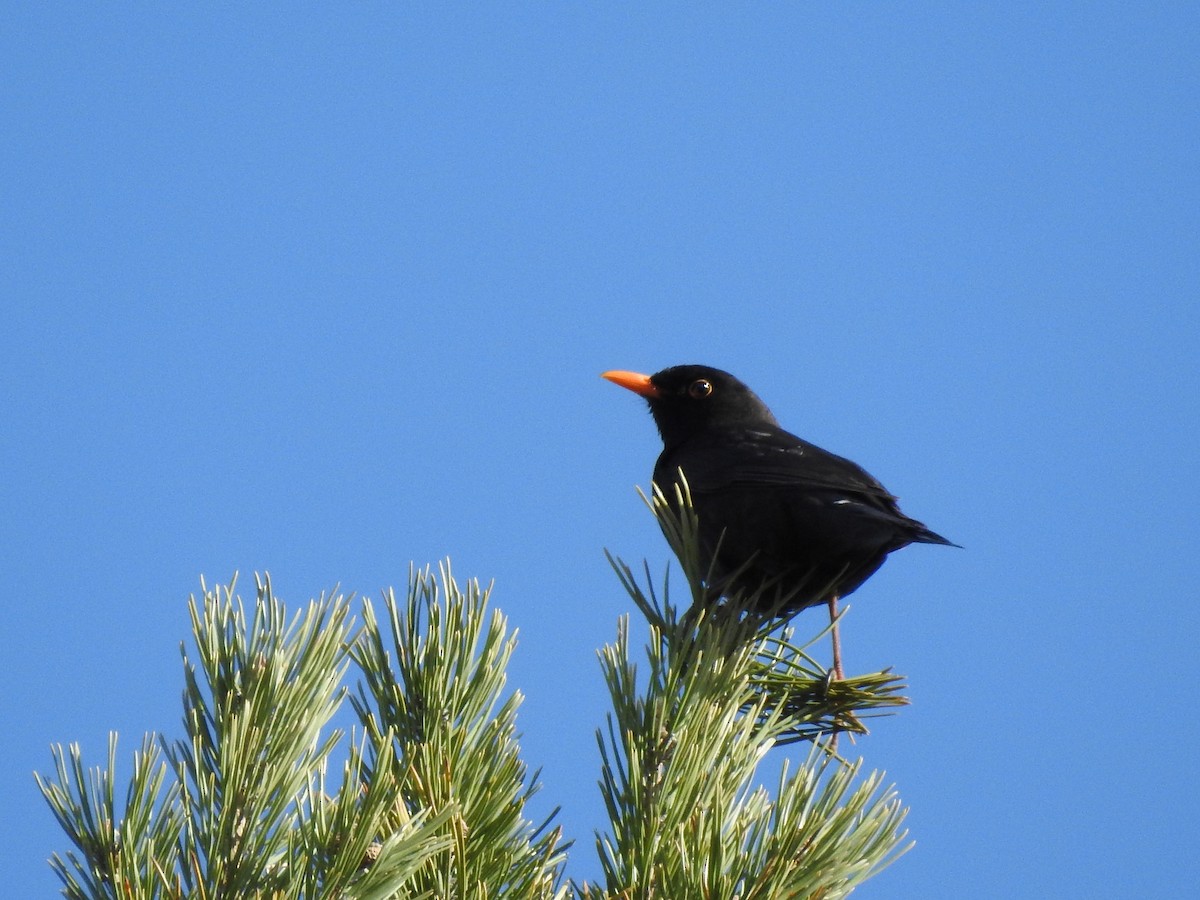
[
  {"left": 288, "top": 733, "right": 461, "bottom": 900},
  {"left": 35, "top": 570, "right": 523, "bottom": 899},
  {"left": 36, "top": 504, "right": 912, "bottom": 899},
  {"left": 584, "top": 486, "right": 913, "bottom": 898},
  {"left": 350, "top": 562, "right": 569, "bottom": 899},
  {"left": 161, "top": 573, "right": 354, "bottom": 896},
  {"left": 35, "top": 733, "right": 184, "bottom": 899}
]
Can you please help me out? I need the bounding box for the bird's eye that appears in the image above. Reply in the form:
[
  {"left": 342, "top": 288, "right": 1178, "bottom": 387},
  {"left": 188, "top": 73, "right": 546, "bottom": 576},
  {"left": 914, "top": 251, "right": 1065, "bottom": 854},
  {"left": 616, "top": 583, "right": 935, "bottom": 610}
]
[{"left": 688, "top": 379, "right": 713, "bottom": 399}]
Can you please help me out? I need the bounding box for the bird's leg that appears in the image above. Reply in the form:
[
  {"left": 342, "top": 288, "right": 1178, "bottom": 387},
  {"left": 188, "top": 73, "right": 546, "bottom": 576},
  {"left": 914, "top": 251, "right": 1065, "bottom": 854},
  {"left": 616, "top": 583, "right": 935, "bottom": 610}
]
[
  {"left": 827, "top": 591, "right": 845, "bottom": 755},
  {"left": 827, "top": 593, "right": 844, "bottom": 680}
]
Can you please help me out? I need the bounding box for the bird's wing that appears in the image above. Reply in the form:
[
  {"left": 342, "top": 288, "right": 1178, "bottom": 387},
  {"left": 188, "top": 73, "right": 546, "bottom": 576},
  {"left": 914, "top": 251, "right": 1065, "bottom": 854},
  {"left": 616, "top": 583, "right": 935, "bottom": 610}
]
[{"left": 664, "top": 426, "right": 900, "bottom": 504}]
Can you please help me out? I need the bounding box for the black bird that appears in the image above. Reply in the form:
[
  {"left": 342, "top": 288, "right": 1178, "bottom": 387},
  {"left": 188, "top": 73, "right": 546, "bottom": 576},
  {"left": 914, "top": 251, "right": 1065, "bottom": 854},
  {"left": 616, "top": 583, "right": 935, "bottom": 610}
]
[{"left": 603, "top": 365, "right": 956, "bottom": 674}]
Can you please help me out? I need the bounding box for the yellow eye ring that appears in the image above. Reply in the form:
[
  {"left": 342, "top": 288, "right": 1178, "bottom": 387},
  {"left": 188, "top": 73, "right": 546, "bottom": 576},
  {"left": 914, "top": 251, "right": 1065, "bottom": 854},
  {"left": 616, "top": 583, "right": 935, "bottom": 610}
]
[{"left": 688, "top": 379, "right": 713, "bottom": 399}]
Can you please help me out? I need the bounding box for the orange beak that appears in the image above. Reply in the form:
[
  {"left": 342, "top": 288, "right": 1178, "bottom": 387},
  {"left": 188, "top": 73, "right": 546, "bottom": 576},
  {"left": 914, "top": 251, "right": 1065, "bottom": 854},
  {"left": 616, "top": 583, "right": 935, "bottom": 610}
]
[{"left": 602, "top": 370, "right": 661, "bottom": 398}]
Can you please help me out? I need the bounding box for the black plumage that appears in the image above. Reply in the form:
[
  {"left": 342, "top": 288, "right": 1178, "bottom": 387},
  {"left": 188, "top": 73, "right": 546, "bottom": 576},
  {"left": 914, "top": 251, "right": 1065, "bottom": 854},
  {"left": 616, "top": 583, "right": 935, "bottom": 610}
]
[{"left": 604, "top": 365, "right": 956, "bottom": 617}]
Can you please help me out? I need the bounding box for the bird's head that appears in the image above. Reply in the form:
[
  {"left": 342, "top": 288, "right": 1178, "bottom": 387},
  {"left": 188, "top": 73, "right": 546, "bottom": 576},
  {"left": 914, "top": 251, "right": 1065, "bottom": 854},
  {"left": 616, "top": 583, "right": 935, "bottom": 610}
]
[{"left": 602, "top": 365, "right": 779, "bottom": 447}]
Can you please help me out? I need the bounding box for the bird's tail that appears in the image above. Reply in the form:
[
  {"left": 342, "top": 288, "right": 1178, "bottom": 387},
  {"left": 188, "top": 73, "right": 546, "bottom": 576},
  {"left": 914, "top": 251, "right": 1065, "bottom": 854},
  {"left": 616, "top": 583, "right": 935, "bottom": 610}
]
[{"left": 912, "top": 525, "right": 960, "bottom": 548}]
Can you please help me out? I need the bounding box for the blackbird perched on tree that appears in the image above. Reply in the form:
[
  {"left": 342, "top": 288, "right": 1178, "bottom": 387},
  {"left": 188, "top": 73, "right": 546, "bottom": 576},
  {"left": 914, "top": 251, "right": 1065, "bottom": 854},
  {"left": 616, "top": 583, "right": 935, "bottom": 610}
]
[{"left": 604, "top": 365, "right": 956, "bottom": 676}]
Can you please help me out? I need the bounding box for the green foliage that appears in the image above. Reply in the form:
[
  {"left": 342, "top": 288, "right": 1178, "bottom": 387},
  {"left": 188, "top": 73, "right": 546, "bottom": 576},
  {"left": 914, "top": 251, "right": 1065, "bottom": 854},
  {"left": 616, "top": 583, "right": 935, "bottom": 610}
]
[
  {"left": 166, "top": 576, "right": 357, "bottom": 896},
  {"left": 37, "top": 494, "right": 913, "bottom": 898},
  {"left": 36, "top": 733, "right": 184, "bottom": 900},
  {"left": 582, "top": 486, "right": 913, "bottom": 898},
  {"left": 585, "top": 603, "right": 911, "bottom": 899},
  {"left": 350, "top": 566, "right": 567, "bottom": 899},
  {"left": 36, "top": 570, "right": 564, "bottom": 899}
]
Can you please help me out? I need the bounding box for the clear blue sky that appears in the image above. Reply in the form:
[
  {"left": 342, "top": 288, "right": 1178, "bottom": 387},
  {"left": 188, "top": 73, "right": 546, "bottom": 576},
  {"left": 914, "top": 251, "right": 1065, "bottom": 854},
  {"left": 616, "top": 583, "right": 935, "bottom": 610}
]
[{"left": 3, "top": 5, "right": 1197, "bottom": 897}]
